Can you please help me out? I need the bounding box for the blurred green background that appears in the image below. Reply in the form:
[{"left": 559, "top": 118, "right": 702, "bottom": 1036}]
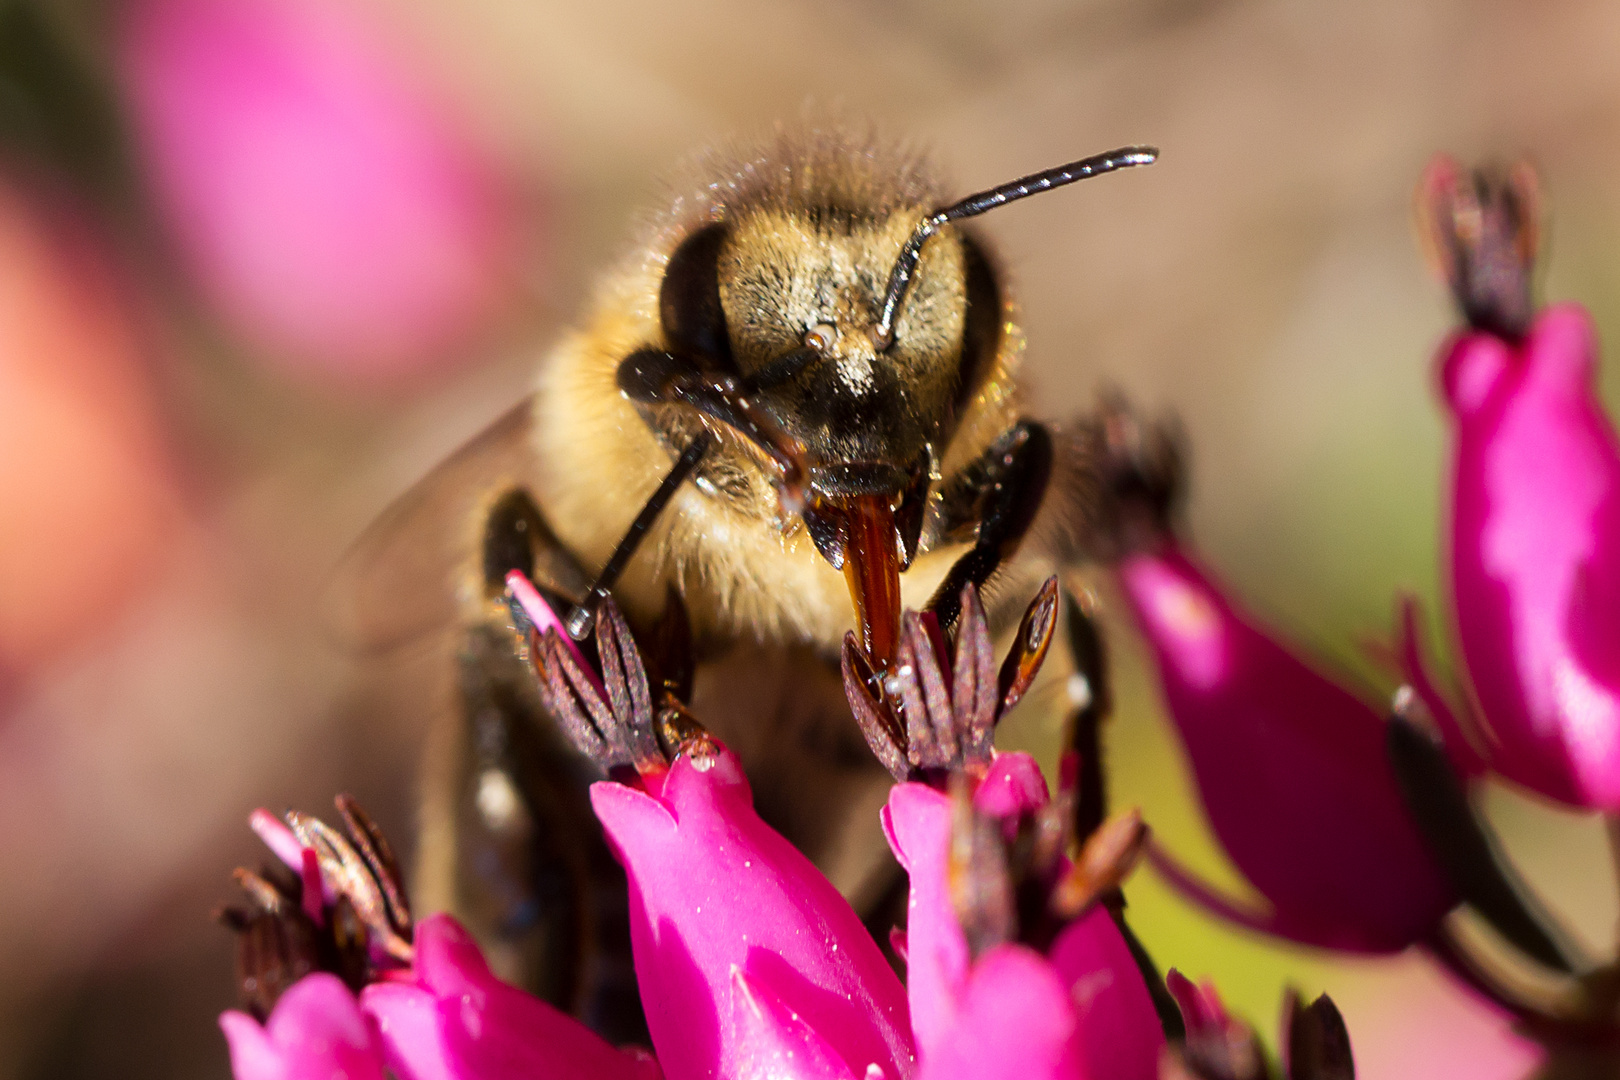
[{"left": 2, "top": 0, "right": 1619, "bottom": 1076}]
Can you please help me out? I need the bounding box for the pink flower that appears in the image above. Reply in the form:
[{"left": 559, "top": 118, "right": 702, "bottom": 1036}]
[
  {"left": 1390, "top": 156, "right": 1620, "bottom": 813},
  {"left": 1116, "top": 543, "right": 1455, "bottom": 951},
  {"left": 1437, "top": 303, "right": 1620, "bottom": 808},
  {"left": 220, "top": 973, "right": 385, "bottom": 1080},
  {"left": 591, "top": 739, "right": 915, "bottom": 1080},
  {"left": 361, "top": 914, "right": 659, "bottom": 1080},
  {"left": 117, "top": 0, "right": 516, "bottom": 385},
  {"left": 883, "top": 756, "right": 1166, "bottom": 1080}
]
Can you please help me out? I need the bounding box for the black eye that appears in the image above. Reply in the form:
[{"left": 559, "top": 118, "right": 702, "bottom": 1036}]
[
  {"left": 955, "top": 233, "right": 1002, "bottom": 414},
  {"left": 660, "top": 223, "right": 733, "bottom": 371}
]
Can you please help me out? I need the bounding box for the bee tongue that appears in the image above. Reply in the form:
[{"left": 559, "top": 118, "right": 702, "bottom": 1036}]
[{"left": 840, "top": 494, "right": 903, "bottom": 670}]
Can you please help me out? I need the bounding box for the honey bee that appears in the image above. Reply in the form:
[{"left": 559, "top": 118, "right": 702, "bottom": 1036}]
[{"left": 332, "top": 125, "right": 1155, "bottom": 1040}]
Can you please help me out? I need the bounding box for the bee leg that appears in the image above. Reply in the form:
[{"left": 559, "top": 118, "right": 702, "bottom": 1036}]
[
  {"left": 1062, "top": 589, "right": 1112, "bottom": 845},
  {"left": 419, "top": 489, "right": 647, "bottom": 1044},
  {"left": 617, "top": 347, "right": 810, "bottom": 508},
  {"left": 926, "top": 419, "right": 1054, "bottom": 631}
]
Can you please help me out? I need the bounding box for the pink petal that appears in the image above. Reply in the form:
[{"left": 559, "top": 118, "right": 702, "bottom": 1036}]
[
  {"left": 222, "top": 973, "right": 384, "bottom": 1080},
  {"left": 729, "top": 967, "right": 861, "bottom": 1080},
  {"left": 1163, "top": 970, "right": 1227, "bottom": 1037},
  {"left": 971, "top": 753, "right": 1049, "bottom": 819},
  {"left": 1442, "top": 303, "right": 1620, "bottom": 809},
  {"left": 361, "top": 915, "right": 655, "bottom": 1080},
  {"left": 880, "top": 782, "right": 967, "bottom": 1059},
  {"left": 916, "top": 945, "right": 1079, "bottom": 1080},
  {"left": 359, "top": 983, "right": 451, "bottom": 1080},
  {"left": 505, "top": 569, "right": 601, "bottom": 698},
  {"left": 1117, "top": 546, "right": 1454, "bottom": 951},
  {"left": 248, "top": 808, "right": 306, "bottom": 874},
  {"left": 1142, "top": 840, "right": 1389, "bottom": 952},
  {"left": 1047, "top": 907, "right": 1165, "bottom": 1080},
  {"left": 593, "top": 744, "right": 914, "bottom": 1080}
]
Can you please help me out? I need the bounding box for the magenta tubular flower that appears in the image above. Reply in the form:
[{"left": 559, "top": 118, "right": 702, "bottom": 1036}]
[
  {"left": 591, "top": 739, "right": 915, "bottom": 1080},
  {"left": 1116, "top": 543, "right": 1455, "bottom": 951},
  {"left": 361, "top": 914, "right": 659, "bottom": 1080},
  {"left": 221, "top": 973, "right": 385, "bottom": 1080},
  {"left": 1439, "top": 303, "right": 1620, "bottom": 809},
  {"left": 884, "top": 754, "right": 1165, "bottom": 1080},
  {"left": 117, "top": 0, "right": 514, "bottom": 384}
]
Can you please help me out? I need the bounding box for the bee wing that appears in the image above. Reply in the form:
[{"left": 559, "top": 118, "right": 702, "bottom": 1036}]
[{"left": 323, "top": 398, "right": 589, "bottom": 654}]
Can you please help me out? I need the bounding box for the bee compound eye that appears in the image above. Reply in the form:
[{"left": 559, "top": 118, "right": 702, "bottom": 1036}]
[{"left": 804, "top": 323, "right": 837, "bottom": 352}]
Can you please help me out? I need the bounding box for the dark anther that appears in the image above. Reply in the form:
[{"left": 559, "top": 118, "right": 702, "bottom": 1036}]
[
  {"left": 334, "top": 794, "right": 411, "bottom": 934},
  {"left": 944, "top": 776, "right": 1146, "bottom": 960},
  {"left": 997, "top": 577, "right": 1059, "bottom": 716},
  {"left": 219, "top": 797, "right": 415, "bottom": 1020},
  {"left": 1283, "top": 990, "right": 1356, "bottom": 1080},
  {"left": 842, "top": 578, "right": 1060, "bottom": 783},
  {"left": 223, "top": 905, "right": 321, "bottom": 1021},
  {"left": 532, "top": 599, "right": 660, "bottom": 773},
  {"left": 841, "top": 633, "right": 907, "bottom": 780},
  {"left": 530, "top": 597, "right": 711, "bottom": 776},
  {"left": 285, "top": 811, "right": 413, "bottom": 964},
  {"left": 1417, "top": 156, "right": 1540, "bottom": 343}
]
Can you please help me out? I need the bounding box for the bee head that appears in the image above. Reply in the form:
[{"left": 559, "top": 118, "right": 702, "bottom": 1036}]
[{"left": 641, "top": 145, "right": 1157, "bottom": 663}]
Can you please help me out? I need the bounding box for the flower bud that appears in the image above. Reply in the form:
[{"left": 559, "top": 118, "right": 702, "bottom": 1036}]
[
  {"left": 117, "top": 0, "right": 516, "bottom": 385},
  {"left": 360, "top": 914, "right": 657, "bottom": 1080},
  {"left": 591, "top": 740, "right": 914, "bottom": 1080},
  {"left": 1117, "top": 544, "right": 1455, "bottom": 951},
  {"left": 220, "top": 973, "right": 384, "bottom": 1080},
  {"left": 1440, "top": 303, "right": 1620, "bottom": 809}
]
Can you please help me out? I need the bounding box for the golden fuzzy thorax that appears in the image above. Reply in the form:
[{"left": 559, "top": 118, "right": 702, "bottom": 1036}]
[{"left": 530, "top": 129, "right": 1024, "bottom": 651}]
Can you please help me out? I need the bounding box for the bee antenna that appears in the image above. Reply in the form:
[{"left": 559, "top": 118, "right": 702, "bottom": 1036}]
[{"left": 871, "top": 145, "right": 1158, "bottom": 351}]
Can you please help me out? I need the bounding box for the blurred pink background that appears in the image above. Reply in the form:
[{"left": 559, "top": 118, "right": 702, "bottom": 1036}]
[{"left": 3, "top": 0, "right": 1619, "bottom": 1076}]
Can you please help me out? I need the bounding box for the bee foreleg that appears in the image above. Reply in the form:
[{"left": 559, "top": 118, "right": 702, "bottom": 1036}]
[{"left": 925, "top": 419, "right": 1053, "bottom": 631}]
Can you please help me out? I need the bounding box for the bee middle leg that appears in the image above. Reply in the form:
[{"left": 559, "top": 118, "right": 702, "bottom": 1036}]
[
  {"left": 417, "top": 488, "right": 647, "bottom": 1044},
  {"left": 926, "top": 418, "right": 1054, "bottom": 630}
]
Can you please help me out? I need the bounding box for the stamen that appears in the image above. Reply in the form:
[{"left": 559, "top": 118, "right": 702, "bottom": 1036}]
[{"left": 531, "top": 597, "right": 694, "bottom": 779}]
